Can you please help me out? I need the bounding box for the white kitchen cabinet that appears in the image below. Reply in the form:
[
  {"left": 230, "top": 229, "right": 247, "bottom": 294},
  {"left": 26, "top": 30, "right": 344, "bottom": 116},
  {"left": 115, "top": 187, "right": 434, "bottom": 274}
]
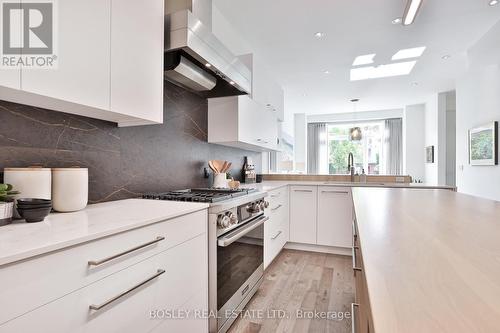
[
  {"left": 22, "top": 0, "right": 111, "bottom": 111},
  {"left": 317, "top": 186, "right": 353, "bottom": 248},
  {"left": 289, "top": 186, "right": 317, "bottom": 244},
  {"left": 110, "top": 0, "right": 164, "bottom": 125},
  {"left": 208, "top": 95, "right": 279, "bottom": 152},
  {"left": 0, "top": 0, "right": 163, "bottom": 126},
  {"left": 264, "top": 186, "right": 289, "bottom": 268},
  {"left": 0, "top": 235, "right": 207, "bottom": 333}
]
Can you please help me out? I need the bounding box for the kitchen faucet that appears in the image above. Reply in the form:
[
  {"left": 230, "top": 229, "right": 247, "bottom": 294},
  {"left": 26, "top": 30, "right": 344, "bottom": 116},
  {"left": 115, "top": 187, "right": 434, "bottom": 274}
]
[{"left": 347, "top": 152, "right": 355, "bottom": 182}]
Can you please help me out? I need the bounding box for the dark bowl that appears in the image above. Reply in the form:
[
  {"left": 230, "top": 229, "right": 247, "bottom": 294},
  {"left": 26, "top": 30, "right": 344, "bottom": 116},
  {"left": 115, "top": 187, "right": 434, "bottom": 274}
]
[
  {"left": 17, "top": 203, "right": 53, "bottom": 209},
  {"left": 17, "top": 198, "right": 52, "bottom": 205},
  {"left": 17, "top": 206, "right": 52, "bottom": 223}
]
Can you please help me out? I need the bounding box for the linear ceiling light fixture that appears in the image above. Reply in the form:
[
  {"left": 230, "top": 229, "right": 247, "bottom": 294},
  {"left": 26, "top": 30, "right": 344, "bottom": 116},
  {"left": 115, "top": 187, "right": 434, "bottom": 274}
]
[{"left": 403, "top": 0, "right": 423, "bottom": 25}]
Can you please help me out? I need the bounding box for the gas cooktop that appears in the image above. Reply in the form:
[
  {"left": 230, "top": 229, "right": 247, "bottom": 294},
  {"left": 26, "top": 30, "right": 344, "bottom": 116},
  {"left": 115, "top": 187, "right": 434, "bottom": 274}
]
[{"left": 142, "top": 188, "right": 257, "bottom": 203}]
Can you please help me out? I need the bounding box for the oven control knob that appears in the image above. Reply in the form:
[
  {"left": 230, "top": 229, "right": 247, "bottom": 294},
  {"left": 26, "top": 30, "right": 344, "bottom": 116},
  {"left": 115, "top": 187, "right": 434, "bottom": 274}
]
[
  {"left": 227, "top": 212, "right": 238, "bottom": 225},
  {"left": 217, "top": 215, "right": 230, "bottom": 228}
]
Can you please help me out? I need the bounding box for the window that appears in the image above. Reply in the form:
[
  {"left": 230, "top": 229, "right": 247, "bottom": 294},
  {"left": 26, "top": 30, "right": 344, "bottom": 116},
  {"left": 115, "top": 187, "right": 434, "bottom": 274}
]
[{"left": 327, "top": 122, "right": 384, "bottom": 175}]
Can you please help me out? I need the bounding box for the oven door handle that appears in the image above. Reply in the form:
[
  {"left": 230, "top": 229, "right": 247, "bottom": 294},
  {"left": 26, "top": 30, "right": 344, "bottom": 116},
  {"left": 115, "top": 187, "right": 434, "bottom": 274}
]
[{"left": 218, "top": 216, "right": 269, "bottom": 247}]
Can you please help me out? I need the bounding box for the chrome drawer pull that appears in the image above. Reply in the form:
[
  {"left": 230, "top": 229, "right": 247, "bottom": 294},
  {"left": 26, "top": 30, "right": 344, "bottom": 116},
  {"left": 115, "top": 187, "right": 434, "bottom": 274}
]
[
  {"left": 271, "top": 204, "right": 282, "bottom": 211},
  {"left": 321, "top": 190, "right": 349, "bottom": 194},
  {"left": 352, "top": 246, "right": 362, "bottom": 272},
  {"left": 294, "top": 189, "right": 312, "bottom": 192},
  {"left": 88, "top": 236, "right": 165, "bottom": 266},
  {"left": 89, "top": 269, "right": 165, "bottom": 311},
  {"left": 271, "top": 230, "right": 282, "bottom": 240},
  {"left": 351, "top": 303, "right": 359, "bottom": 333},
  {"left": 352, "top": 221, "right": 358, "bottom": 246},
  {"left": 270, "top": 193, "right": 281, "bottom": 198}
]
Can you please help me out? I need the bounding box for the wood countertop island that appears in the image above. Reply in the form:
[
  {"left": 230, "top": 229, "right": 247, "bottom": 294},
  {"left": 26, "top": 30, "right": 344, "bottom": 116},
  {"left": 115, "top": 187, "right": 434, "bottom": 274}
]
[{"left": 351, "top": 187, "right": 500, "bottom": 333}]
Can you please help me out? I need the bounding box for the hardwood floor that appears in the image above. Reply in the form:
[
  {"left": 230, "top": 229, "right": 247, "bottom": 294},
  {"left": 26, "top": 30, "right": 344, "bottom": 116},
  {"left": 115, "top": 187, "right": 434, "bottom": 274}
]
[{"left": 227, "top": 249, "right": 354, "bottom": 333}]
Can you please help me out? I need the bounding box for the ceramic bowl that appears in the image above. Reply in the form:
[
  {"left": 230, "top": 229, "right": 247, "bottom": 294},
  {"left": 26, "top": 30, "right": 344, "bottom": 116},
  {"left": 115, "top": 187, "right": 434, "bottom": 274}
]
[{"left": 17, "top": 206, "right": 51, "bottom": 223}]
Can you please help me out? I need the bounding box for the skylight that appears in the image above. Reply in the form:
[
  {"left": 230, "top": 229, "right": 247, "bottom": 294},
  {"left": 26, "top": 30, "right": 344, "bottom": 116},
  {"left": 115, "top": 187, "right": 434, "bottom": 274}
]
[
  {"left": 392, "top": 46, "right": 426, "bottom": 60},
  {"left": 352, "top": 54, "right": 376, "bottom": 66},
  {"left": 350, "top": 61, "right": 417, "bottom": 81}
]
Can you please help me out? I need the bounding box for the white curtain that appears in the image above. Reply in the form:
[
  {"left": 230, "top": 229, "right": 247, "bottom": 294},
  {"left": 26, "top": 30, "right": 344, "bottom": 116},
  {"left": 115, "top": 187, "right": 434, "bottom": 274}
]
[
  {"left": 307, "top": 123, "right": 328, "bottom": 174},
  {"left": 383, "top": 118, "right": 403, "bottom": 175}
]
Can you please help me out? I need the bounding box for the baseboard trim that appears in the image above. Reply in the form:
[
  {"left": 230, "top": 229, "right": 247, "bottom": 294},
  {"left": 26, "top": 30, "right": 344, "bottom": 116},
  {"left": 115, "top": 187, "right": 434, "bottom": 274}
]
[{"left": 284, "top": 242, "right": 351, "bottom": 256}]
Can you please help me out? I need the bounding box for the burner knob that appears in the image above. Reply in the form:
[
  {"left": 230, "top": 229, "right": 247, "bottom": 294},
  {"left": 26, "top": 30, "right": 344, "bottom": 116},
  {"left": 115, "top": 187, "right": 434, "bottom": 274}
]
[
  {"left": 246, "top": 203, "right": 260, "bottom": 214},
  {"left": 259, "top": 200, "right": 269, "bottom": 210},
  {"left": 217, "top": 215, "right": 230, "bottom": 228},
  {"left": 227, "top": 212, "right": 238, "bottom": 225}
]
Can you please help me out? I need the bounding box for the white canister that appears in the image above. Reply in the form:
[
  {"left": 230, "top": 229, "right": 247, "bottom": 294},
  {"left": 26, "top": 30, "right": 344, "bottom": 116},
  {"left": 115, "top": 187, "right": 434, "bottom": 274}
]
[
  {"left": 4, "top": 167, "right": 52, "bottom": 200},
  {"left": 213, "top": 173, "right": 229, "bottom": 189},
  {"left": 52, "top": 168, "right": 88, "bottom": 212}
]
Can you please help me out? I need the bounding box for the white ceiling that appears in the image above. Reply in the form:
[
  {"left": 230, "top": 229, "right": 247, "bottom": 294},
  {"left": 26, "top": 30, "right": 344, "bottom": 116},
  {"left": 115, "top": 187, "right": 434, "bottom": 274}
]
[{"left": 213, "top": 0, "right": 500, "bottom": 116}]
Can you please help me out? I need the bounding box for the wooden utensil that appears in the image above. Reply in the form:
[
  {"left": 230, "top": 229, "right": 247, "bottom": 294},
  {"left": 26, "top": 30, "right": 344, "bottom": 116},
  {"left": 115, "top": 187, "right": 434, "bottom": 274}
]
[
  {"left": 208, "top": 160, "right": 218, "bottom": 173},
  {"left": 213, "top": 160, "right": 225, "bottom": 173},
  {"left": 221, "top": 161, "right": 228, "bottom": 173},
  {"left": 225, "top": 162, "right": 232, "bottom": 173}
]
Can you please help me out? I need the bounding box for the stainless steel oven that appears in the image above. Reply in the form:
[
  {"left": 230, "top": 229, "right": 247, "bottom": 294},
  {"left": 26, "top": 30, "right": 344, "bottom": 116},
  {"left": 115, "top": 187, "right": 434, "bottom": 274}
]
[{"left": 208, "top": 195, "right": 269, "bottom": 333}]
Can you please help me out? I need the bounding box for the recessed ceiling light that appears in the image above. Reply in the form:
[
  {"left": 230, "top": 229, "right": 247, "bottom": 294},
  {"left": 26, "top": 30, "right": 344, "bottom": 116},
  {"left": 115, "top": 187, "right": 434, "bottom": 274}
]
[
  {"left": 324, "top": 70, "right": 330, "bottom": 74},
  {"left": 314, "top": 32, "right": 325, "bottom": 38},
  {"left": 352, "top": 54, "right": 376, "bottom": 66},
  {"left": 392, "top": 46, "right": 426, "bottom": 60},
  {"left": 229, "top": 81, "right": 235, "bottom": 85},
  {"left": 489, "top": 0, "right": 499, "bottom": 6},
  {"left": 350, "top": 61, "right": 417, "bottom": 81},
  {"left": 392, "top": 17, "right": 402, "bottom": 24},
  {"left": 403, "top": 0, "right": 423, "bottom": 25},
  {"left": 205, "top": 63, "right": 212, "bottom": 68},
  {"left": 441, "top": 55, "right": 451, "bottom": 60}
]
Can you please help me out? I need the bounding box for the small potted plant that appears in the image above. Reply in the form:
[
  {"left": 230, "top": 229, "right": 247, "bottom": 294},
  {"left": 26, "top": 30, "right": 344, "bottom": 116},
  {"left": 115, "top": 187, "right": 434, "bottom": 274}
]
[{"left": 0, "top": 184, "right": 19, "bottom": 226}]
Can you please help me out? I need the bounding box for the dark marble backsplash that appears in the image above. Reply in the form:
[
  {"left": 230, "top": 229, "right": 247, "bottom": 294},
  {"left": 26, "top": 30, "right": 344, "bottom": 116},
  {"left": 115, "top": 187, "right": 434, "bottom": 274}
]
[{"left": 0, "top": 82, "right": 261, "bottom": 203}]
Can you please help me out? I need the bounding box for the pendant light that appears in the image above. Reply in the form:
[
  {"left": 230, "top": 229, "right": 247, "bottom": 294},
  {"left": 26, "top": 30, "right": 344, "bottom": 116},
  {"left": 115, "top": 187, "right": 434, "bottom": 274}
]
[{"left": 349, "top": 99, "right": 362, "bottom": 141}]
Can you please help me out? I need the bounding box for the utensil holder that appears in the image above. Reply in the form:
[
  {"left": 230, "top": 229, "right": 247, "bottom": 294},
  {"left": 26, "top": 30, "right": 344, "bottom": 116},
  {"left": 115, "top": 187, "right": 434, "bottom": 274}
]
[{"left": 213, "top": 173, "right": 229, "bottom": 188}]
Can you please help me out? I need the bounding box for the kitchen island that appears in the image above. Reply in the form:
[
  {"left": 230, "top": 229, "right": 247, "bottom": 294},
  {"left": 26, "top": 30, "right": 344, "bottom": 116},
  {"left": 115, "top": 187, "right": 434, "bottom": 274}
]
[{"left": 352, "top": 187, "right": 500, "bottom": 333}]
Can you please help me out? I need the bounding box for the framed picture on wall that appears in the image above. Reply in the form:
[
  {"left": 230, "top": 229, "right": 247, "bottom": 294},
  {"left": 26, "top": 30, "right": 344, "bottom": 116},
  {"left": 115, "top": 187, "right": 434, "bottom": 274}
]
[
  {"left": 426, "top": 146, "right": 434, "bottom": 163},
  {"left": 469, "top": 121, "right": 498, "bottom": 166}
]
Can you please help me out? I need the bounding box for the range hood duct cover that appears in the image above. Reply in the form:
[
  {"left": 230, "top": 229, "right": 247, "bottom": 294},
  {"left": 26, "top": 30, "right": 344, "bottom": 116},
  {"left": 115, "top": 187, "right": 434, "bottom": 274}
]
[
  {"left": 164, "top": 53, "right": 216, "bottom": 92},
  {"left": 164, "top": 0, "right": 252, "bottom": 95}
]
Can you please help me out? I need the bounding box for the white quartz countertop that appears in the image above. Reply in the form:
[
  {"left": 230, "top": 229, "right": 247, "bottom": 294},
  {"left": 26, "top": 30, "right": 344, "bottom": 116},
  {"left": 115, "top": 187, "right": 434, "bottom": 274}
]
[
  {"left": 0, "top": 199, "right": 208, "bottom": 267},
  {"left": 240, "top": 180, "right": 456, "bottom": 193}
]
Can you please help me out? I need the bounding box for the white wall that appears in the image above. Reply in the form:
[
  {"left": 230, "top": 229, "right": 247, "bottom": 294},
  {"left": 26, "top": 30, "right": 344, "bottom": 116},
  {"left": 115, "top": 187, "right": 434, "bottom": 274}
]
[
  {"left": 294, "top": 113, "right": 307, "bottom": 172},
  {"left": 456, "top": 65, "right": 500, "bottom": 200},
  {"left": 455, "top": 19, "right": 500, "bottom": 201},
  {"left": 403, "top": 104, "right": 425, "bottom": 182},
  {"left": 424, "top": 92, "right": 452, "bottom": 185}
]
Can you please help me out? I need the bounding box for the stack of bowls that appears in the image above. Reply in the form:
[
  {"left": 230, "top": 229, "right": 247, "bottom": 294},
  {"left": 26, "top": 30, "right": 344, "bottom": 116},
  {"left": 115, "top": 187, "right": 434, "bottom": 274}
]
[{"left": 16, "top": 199, "right": 52, "bottom": 223}]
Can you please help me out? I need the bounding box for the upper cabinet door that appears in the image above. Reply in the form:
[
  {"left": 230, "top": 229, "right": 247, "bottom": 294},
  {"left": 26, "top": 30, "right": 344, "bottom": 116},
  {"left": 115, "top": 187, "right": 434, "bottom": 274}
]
[
  {"left": 21, "top": 0, "right": 111, "bottom": 110},
  {"left": 110, "top": 0, "right": 164, "bottom": 124},
  {"left": 0, "top": 1, "right": 21, "bottom": 90}
]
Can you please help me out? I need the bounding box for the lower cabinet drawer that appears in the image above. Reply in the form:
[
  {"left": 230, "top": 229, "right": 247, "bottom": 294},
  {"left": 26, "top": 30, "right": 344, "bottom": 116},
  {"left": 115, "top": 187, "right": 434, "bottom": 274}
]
[
  {"left": 0, "top": 234, "right": 208, "bottom": 333},
  {"left": 148, "top": 288, "right": 208, "bottom": 333},
  {"left": 0, "top": 209, "right": 207, "bottom": 325},
  {"left": 264, "top": 218, "right": 287, "bottom": 269}
]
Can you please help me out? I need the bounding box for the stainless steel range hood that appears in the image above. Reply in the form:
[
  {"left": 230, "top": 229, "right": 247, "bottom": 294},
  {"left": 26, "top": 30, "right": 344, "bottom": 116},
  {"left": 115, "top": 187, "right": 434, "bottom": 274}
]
[{"left": 164, "top": 0, "right": 252, "bottom": 95}]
